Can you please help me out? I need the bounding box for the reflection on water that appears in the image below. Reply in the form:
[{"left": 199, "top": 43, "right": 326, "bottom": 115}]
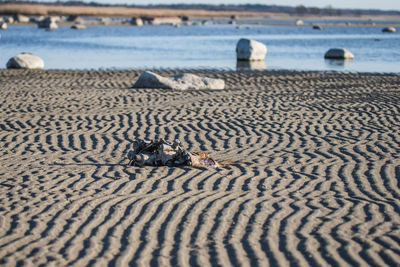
[
  {"left": 324, "top": 59, "right": 353, "bottom": 69},
  {"left": 236, "top": 60, "right": 266, "bottom": 71}
]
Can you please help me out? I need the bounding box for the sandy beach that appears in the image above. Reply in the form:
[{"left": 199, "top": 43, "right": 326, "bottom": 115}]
[{"left": 0, "top": 69, "right": 399, "bottom": 266}]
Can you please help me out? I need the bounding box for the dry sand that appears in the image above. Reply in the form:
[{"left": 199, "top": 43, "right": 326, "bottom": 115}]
[{"left": 0, "top": 69, "right": 400, "bottom": 266}]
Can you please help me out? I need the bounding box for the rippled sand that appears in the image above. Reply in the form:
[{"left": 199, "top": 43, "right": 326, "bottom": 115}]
[{"left": 1, "top": 69, "right": 400, "bottom": 266}]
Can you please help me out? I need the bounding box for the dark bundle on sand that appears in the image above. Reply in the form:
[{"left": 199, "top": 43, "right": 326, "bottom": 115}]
[{"left": 127, "top": 139, "right": 222, "bottom": 167}]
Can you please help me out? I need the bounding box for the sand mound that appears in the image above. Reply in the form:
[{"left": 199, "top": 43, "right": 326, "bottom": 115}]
[{"left": 0, "top": 69, "right": 399, "bottom": 266}]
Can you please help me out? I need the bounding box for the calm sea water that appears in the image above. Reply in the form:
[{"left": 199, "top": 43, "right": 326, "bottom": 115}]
[{"left": 1, "top": 23, "right": 399, "bottom": 72}]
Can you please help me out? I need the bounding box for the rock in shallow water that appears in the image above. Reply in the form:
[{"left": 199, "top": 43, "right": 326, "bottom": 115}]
[
  {"left": 133, "top": 71, "right": 225, "bottom": 90},
  {"left": 382, "top": 27, "right": 396, "bottom": 33},
  {"left": 38, "top": 17, "right": 58, "bottom": 30},
  {"left": 6, "top": 53, "right": 44, "bottom": 69},
  {"left": 236, "top": 38, "right": 267, "bottom": 61},
  {"left": 130, "top": 17, "right": 143, "bottom": 26},
  {"left": 71, "top": 24, "right": 86, "bottom": 29},
  {"left": 313, "top": 24, "right": 323, "bottom": 30},
  {"left": 324, "top": 48, "right": 354, "bottom": 60},
  {"left": 127, "top": 139, "right": 223, "bottom": 168}
]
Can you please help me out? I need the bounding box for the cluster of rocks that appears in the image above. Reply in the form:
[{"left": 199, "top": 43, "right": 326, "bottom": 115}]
[
  {"left": 127, "top": 139, "right": 222, "bottom": 167},
  {"left": 234, "top": 37, "right": 356, "bottom": 63},
  {"left": 235, "top": 37, "right": 358, "bottom": 65},
  {"left": 129, "top": 15, "right": 245, "bottom": 27},
  {"left": 0, "top": 16, "right": 13, "bottom": 30},
  {"left": 3, "top": 16, "right": 397, "bottom": 71},
  {"left": 0, "top": 14, "right": 87, "bottom": 30},
  {"left": 2, "top": 40, "right": 354, "bottom": 73},
  {"left": 0, "top": 14, "right": 195, "bottom": 29},
  {"left": 37, "top": 16, "right": 87, "bottom": 30},
  {"left": 292, "top": 18, "right": 398, "bottom": 34},
  {"left": 1, "top": 14, "right": 34, "bottom": 25},
  {"left": 4, "top": 52, "right": 226, "bottom": 90},
  {"left": 0, "top": 16, "right": 14, "bottom": 24},
  {"left": 130, "top": 16, "right": 189, "bottom": 27},
  {"left": 0, "top": 14, "right": 60, "bottom": 29}
]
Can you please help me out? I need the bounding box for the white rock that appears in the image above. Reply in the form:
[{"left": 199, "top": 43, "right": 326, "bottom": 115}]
[
  {"left": 4, "top": 17, "right": 14, "bottom": 24},
  {"left": 324, "top": 48, "right": 354, "bottom": 60},
  {"left": 236, "top": 38, "right": 267, "bottom": 61},
  {"left": 131, "top": 17, "right": 143, "bottom": 26},
  {"left": 43, "top": 22, "right": 58, "bottom": 30},
  {"left": 0, "top": 22, "right": 7, "bottom": 30},
  {"left": 15, "top": 14, "right": 30, "bottom": 23},
  {"left": 296, "top": 20, "right": 304, "bottom": 26},
  {"left": 149, "top": 17, "right": 182, "bottom": 25},
  {"left": 38, "top": 17, "right": 58, "bottom": 30},
  {"left": 133, "top": 71, "right": 225, "bottom": 90},
  {"left": 6, "top": 53, "right": 44, "bottom": 69}
]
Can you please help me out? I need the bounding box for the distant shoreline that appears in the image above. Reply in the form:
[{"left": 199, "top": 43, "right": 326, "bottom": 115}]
[
  {"left": 0, "top": 3, "right": 283, "bottom": 18},
  {"left": 1, "top": 3, "right": 400, "bottom": 21}
]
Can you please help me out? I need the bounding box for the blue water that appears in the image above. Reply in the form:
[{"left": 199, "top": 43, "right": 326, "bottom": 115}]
[{"left": 1, "top": 24, "right": 399, "bottom": 72}]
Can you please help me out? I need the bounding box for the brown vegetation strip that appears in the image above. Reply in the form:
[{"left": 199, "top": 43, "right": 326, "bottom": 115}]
[{"left": 0, "top": 3, "right": 285, "bottom": 18}]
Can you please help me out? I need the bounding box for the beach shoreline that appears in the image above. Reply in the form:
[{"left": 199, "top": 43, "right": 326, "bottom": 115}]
[{"left": 1, "top": 69, "right": 399, "bottom": 266}]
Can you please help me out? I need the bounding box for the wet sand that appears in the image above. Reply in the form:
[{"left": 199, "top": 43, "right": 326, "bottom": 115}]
[{"left": 0, "top": 69, "right": 400, "bottom": 266}]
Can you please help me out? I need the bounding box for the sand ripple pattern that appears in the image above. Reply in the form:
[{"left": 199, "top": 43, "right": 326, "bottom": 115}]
[{"left": 1, "top": 69, "right": 400, "bottom": 266}]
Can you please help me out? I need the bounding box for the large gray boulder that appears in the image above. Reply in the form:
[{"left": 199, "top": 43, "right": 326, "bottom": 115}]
[
  {"left": 324, "top": 48, "right": 354, "bottom": 60},
  {"left": 236, "top": 38, "right": 267, "bottom": 61},
  {"left": 6, "top": 53, "right": 44, "bottom": 69},
  {"left": 133, "top": 71, "right": 225, "bottom": 90}
]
